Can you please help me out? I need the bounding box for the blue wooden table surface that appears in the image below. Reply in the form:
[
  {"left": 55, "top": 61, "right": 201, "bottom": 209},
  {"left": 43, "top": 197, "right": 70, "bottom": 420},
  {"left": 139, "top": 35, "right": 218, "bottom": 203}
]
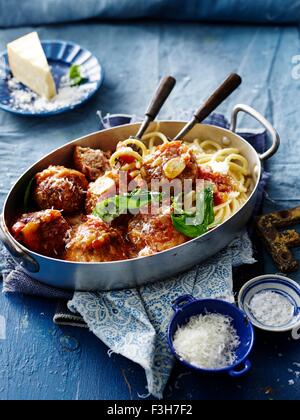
[{"left": 0, "top": 21, "right": 300, "bottom": 400}]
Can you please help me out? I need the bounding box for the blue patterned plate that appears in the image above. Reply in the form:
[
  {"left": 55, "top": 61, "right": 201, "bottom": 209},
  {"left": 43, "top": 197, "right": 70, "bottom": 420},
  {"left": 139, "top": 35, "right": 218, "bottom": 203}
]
[
  {"left": 238, "top": 275, "right": 300, "bottom": 332},
  {"left": 0, "top": 40, "right": 104, "bottom": 116}
]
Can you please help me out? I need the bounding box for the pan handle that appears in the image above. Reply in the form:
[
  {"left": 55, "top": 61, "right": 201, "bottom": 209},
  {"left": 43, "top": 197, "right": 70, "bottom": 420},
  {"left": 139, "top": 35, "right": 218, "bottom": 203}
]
[
  {"left": 230, "top": 104, "right": 280, "bottom": 161},
  {"left": 172, "top": 294, "right": 195, "bottom": 312},
  {"left": 228, "top": 360, "right": 252, "bottom": 378},
  {"left": 0, "top": 214, "right": 39, "bottom": 273}
]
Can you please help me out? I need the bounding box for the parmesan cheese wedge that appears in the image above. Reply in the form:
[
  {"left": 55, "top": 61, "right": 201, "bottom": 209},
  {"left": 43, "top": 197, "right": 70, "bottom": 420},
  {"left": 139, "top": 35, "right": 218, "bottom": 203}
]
[{"left": 7, "top": 32, "right": 57, "bottom": 99}]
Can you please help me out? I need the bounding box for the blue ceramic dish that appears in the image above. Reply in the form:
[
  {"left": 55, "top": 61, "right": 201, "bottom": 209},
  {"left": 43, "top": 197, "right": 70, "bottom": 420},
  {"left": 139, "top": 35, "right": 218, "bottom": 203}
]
[
  {"left": 238, "top": 274, "right": 300, "bottom": 333},
  {"left": 168, "top": 295, "right": 255, "bottom": 377},
  {"left": 0, "top": 40, "right": 104, "bottom": 116}
]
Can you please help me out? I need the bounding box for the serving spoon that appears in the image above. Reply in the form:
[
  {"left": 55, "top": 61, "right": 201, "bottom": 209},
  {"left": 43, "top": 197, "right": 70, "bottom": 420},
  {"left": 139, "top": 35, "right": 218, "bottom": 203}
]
[
  {"left": 132, "top": 75, "right": 176, "bottom": 140},
  {"left": 173, "top": 73, "right": 242, "bottom": 140}
]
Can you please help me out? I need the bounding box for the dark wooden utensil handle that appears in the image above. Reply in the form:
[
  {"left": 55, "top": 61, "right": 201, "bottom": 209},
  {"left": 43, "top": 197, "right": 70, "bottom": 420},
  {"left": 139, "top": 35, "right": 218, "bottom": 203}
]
[
  {"left": 194, "top": 73, "right": 242, "bottom": 123},
  {"left": 135, "top": 76, "right": 176, "bottom": 139},
  {"left": 174, "top": 73, "right": 242, "bottom": 140},
  {"left": 145, "top": 76, "right": 176, "bottom": 120}
]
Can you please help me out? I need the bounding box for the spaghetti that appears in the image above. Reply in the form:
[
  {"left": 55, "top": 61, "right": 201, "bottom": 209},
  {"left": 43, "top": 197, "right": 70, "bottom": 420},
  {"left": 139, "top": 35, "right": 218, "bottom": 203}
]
[{"left": 109, "top": 130, "right": 253, "bottom": 225}]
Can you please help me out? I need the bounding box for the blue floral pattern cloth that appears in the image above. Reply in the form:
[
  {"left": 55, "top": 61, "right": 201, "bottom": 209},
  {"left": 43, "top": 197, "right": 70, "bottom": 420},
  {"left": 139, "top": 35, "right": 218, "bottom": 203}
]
[{"left": 69, "top": 231, "right": 255, "bottom": 399}]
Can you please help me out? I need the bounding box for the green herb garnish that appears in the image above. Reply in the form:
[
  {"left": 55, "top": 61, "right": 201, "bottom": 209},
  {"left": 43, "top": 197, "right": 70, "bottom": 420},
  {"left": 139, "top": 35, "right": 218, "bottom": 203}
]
[
  {"left": 69, "top": 64, "right": 87, "bottom": 86},
  {"left": 23, "top": 176, "right": 35, "bottom": 212},
  {"left": 93, "top": 189, "right": 162, "bottom": 223},
  {"left": 171, "top": 186, "right": 215, "bottom": 238},
  {"left": 93, "top": 186, "right": 215, "bottom": 239}
]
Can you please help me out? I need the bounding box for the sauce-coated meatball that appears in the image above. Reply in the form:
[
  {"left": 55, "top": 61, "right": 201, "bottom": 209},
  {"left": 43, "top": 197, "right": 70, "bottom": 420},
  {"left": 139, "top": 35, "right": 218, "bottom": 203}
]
[
  {"left": 128, "top": 209, "right": 187, "bottom": 257},
  {"left": 65, "top": 216, "right": 128, "bottom": 262},
  {"left": 73, "top": 146, "right": 111, "bottom": 182},
  {"left": 140, "top": 141, "right": 198, "bottom": 183},
  {"left": 34, "top": 166, "right": 88, "bottom": 214},
  {"left": 85, "top": 172, "right": 118, "bottom": 214},
  {"left": 11, "top": 209, "right": 70, "bottom": 258}
]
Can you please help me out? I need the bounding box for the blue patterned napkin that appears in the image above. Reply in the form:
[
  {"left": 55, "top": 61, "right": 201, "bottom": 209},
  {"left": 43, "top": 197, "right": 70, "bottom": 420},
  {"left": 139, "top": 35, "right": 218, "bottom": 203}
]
[
  {"left": 69, "top": 233, "right": 255, "bottom": 398},
  {"left": 1, "top": 112, "right": 266, "bottom": 398}
]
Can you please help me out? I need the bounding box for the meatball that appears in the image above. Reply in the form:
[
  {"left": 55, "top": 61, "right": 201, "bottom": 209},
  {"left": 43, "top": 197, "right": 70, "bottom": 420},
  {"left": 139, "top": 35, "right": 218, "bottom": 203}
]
[
  {"left": 128, "top": 209, "right": 188, "bottom": 257},
  {"left": 141, "top": 141, "right": 198, "bottom": 183},
  {"left": 65, "top": 216, "right": 128, "bottom": 262},
  {"left": 85, "top": 172, "right": 118, "bottom": 214},
  {"left": 34, "top": 166, "right": 88, "bottom": 214},
  {"left": 65, "top": 213, "right": 86, "bottom": 228},
  {"left": 73, "top": 146, "right": 111, "bottom": 182},
  {"left": 11, "top": 209, "right": 70, "bottom": 258}
]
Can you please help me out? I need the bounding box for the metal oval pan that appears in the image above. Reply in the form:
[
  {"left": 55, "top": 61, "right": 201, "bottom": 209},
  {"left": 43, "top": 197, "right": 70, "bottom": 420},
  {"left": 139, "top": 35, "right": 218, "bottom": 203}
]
[{"left": 1, "top": 105, "right": 280, "bottom": 291}]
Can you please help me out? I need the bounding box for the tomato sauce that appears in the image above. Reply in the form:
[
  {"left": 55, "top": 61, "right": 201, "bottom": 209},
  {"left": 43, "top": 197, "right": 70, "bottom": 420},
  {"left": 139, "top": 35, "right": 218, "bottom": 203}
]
[{"left": 198, "top": 167, "right": 233, "bottom": 206}]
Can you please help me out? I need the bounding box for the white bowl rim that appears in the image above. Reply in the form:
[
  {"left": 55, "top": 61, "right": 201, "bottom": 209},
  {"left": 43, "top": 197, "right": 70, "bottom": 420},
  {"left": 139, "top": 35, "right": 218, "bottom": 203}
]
[{"left": 238, "top": 274, "right": 300, "bottom": 333}]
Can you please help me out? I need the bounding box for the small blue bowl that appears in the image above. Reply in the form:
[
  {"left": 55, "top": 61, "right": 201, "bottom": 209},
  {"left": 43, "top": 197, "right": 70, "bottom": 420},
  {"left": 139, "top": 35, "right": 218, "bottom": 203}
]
[
  {"left": 168, "top": 295, "right": 255, "bottom": 377},
  {"left": 238, "top": 275, "right": 300, "bottom": 333}
]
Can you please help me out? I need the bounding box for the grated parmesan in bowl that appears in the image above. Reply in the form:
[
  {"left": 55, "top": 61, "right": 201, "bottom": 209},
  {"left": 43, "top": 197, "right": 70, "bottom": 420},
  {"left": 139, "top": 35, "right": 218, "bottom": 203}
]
[
  {"left": 238, "top": 275, "right": 300, "bottom": 332},
  {"left": 172, "top": 313, "right": 240, "bottom": 370},
  {"left": 248, "top": 291, "right": 295, "bottom": 327}
]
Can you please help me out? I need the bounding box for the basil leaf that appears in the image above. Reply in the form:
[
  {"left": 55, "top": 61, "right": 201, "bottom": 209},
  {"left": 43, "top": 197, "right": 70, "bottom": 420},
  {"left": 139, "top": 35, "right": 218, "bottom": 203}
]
[
  {"left": 171, "top": 187, "right": 215, "bottom": 238},
  {"left": 69, "top": 64, "right": 88, "bottom": 86},
  {"left": 93, "top": 195, "right": 124, "bottom": 223},
  {"left": 23, "top": 176, "right": 35, "bottom": 212},
  {"left": 127, "top": 190, "right": 151, "bottom": 213},
  {"left": 93, "top": 190, "right": 162, "bottom": 222}
]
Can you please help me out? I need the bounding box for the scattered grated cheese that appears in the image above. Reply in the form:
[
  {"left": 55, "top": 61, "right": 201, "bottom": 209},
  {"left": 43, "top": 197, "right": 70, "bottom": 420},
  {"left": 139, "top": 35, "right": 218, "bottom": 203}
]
[
  {"left": 209, "top": 160, "right": 230, "bottom": 175},
  {"left": 6, "top": 74, "right": 94, "bottom": 113},
  {"left": 228, "top": 191, "right": 241, "bottom": 200},
  {"left": 173, "top": 313, "right": 240, "bottom": 370},
  {"left": 248, "top": 291, "right": 294, "bottom": 327},
  {"left": 293, "top": 362, "right": 300, "bottom": 368},
  {"left": 288, "top": 379, "right": 295, "bottom": 386}
]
